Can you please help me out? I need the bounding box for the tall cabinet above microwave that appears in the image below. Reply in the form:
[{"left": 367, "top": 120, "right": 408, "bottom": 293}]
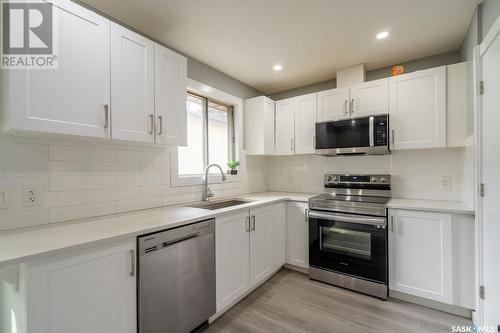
[{"left": 315, "top": 114, "right": 390, "bottom": 156}]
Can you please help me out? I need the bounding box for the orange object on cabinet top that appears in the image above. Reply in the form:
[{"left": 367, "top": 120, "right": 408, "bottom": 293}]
[{"left": 392, "top": 65, "right": 406, "bottom": 76}]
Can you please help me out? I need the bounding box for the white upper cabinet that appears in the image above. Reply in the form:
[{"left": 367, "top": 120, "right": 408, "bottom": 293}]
[
  {"left": 5, "top": 0, "right": 111, "bottom": 138},
  {"left": 249, "top": 205, "right": 275, "bottom": 287},
  {"left": 26, "top": 240, "right": 136, "bottom": 333},
  {"left": 244, "top": 96, "right": 275, "bottom": 155},
  {"left": 111, "top": 23, "right": 155, "bottom": 143},
  {"left": 275, "top": 99, "right": 295, "bottom": 155},
  {"left": 154, "top": 44, "right": 187, "bottom": 146},
  {"left": 350, "top": 78, "right": 389, "bottom": 118},
  {"left": 389, "top": 66, "right": 446, "bottom": 150},
  {"left": 389, "top": 209, "right": 453, "bottom": 304},
  {"left": 294, "top": 93, "right": 317, "bottom": 155},
  {"left": 317, "top": 87, "right": 350, "bottom": 121}
]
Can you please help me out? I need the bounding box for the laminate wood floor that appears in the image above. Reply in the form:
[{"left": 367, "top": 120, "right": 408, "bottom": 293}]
[{"left": 202, "top": 268, "right": 471, "bottom": 333}]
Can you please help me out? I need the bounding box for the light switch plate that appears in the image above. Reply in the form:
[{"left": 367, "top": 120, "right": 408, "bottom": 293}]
[
  {"left": 0, "top": 188, "right": 10, "bottom": 210},
  {"left": 440, "top": 176, "right": 452, "bottom": 190}
]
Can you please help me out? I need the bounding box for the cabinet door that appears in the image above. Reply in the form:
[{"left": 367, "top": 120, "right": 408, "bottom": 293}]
[
  {"left": 154, "top": 44, "right": 187, "bottom": 145},
  {"left": 275, "top": 99, "right": 295, "bottom": 155},
  {"left": 294, "top": 93, "right": 317, "bottom": 155},
  {"left": 111, "top": 23, "right": 155, "bottom": 143},
  {"left": 389, "top": 67, "right": 446, "bottom": 150},
  {"left": 389, "top": 209, "right": 453, "bottom": 304},
  {"left": 249, "top": 205, "right": 275, "bottom": 287},
  {"left": 26, "top": 240, "right": 136, "bottom": 333},
  {"left": 273, "top": 202, "right": 287, "bottom": 269},
  {"left": 216, "top": 211, "right": 250, "bottom": 312},
  {"left": 286, "top": 202, "right": 309, "bottom": 269},
  {"left": 316, "top": 87, "right": 350, "bottom": 121},
  {"left": 8, "top": 1, "right": 110, "bottom": 138},
  {"left": 350, "top": 78, "right": 388, "bottom": 118},
  {"left": 264, "top": 98, "right": 276, "bottom": 154}
]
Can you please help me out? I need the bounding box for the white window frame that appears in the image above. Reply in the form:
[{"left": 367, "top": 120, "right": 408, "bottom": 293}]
[{"left": 170, "top": 79, "right": 245, "bottom": 187}]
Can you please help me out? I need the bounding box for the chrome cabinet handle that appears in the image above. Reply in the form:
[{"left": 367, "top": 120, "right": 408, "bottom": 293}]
[
  {"left": 390, "top": 216, "right": 394, "bottom": 232},
  {"left": 149, "top": 114, "right": 154, "bottom": 135},
  {"left": 104, "top": 104, "right": 109, "bottom": 129},
  {"left": 313, "top": 136, "right": 316, "bottom": 149},
  {"left": 246, "top": 216, "right": 250, "bottom": 232},
  {"left": 158, "top": 115, "right": 163, "bottom": 136},
  {"left": 344, "top": 100, "right": 348, "bottom": 117},
  {"left": 250, "top": 215, "right": 256, "bottom": 231},
  {"left": 129, "top": 250, "right": 135, "bottom": 277},
  {"left": 290, "top": 138, "right": 294, "bottom": 153},
  {"left": 350, "top": 99, "right": 354, "bottom": 116},
  {"left": 391, "top": 129, "right": 395, "bottom": 145},
  {"left": 305, "top": 208, "right": 309, "bottom": 221}
]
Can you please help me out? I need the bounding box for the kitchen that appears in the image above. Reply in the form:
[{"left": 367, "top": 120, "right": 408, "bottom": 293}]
[{"left": 0, "top": 0, "right": 499, "bottom": 332}]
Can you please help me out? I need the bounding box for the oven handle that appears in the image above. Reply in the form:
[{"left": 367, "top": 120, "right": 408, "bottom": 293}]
[{"left": 308, "top": 211, "right": 386, "bottom": 228}]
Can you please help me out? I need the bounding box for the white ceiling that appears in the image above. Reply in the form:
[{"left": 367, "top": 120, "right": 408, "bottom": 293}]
[{"left": 81, "top": 0, "right": 480, "bottom": 94}]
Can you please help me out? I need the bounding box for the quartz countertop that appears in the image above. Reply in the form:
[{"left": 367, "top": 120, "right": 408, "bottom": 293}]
[
  {"left": 0, "top": 191, "right": 474, "bottom": 268},
  {"left": 0, "top": 192, "right": 315, "bottom": 268}
]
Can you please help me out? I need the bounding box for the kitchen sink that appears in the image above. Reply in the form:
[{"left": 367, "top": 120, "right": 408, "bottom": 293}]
[{"left": 186, "top": 198, "right": 253, "bottom": 210}]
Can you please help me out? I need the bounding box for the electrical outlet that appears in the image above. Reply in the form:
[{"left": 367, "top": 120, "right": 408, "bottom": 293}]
[
  {"left": 287, "top": 174, "right": 294, "bottom": 184},
  {"left": 440, "top": 176, "right": 452, "bottom": 191},
  {"left": 23, "top": 187, "right": 40, "bottom": 207}
]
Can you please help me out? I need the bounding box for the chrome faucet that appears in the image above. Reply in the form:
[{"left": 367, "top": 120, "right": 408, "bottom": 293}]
[{"left": 203, "top": 164, "right": 226, "bottom": 201}]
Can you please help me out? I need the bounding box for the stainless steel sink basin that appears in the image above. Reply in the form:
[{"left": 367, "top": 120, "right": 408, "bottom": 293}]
[{"left": 186, "top": 198, "right": 253, "bottom": 210}]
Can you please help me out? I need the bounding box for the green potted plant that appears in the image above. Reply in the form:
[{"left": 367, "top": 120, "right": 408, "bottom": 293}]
[{"left": 226, "top": 160, "right": 240, "bottom": 175}]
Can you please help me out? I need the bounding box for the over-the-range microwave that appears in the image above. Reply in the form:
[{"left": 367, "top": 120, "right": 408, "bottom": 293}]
[{"left": 315, "top": 114, "right": 390, "bottom": 156}]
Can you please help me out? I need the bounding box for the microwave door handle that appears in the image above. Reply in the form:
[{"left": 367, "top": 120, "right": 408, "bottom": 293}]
[
  {"left": 308, "top": 211, "right": 386, "bottom": 228},
  {"left": 369, "top": 116, "right": 374, "bottom": 147}
]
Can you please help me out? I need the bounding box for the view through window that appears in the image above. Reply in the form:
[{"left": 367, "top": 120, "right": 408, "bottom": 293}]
[{"left": 178, "top": 93, "right": 234, "bottom": 176}]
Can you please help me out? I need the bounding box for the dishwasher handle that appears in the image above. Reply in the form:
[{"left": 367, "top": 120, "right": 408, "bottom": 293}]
[{"left": 163, "top": 233, "right": 199, "bottom": 247}]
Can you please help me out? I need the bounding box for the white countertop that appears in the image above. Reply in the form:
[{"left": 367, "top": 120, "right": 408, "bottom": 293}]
[
  {"left": 0, "top": 191, "right": 474, "bottom": 268},
  {"left": 387, "top": 198, "right": 475, "bottom": 215},
  {"left": 0, "top": 192, "right": 314, "bottom": 268}
]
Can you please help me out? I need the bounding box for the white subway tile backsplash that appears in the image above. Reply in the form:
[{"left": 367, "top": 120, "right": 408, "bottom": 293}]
[
  {"left": 49, "top": 175, "right": 116, "bottom": 191},
  {"left": 116, "top": 196, "right": 162, "bottom": 213},
  {"left": 49, "top": 202, "right": 116, "bottom": 223},
  {"left": 4, "top": 160, "right": 86, "bottom": 176},
  {"left": 45, "top": 191, "right": 86, "bottom": 208},
  {"left": 0, "top": 142, "right": 48, "bottom": 160},
  {"left": 0, "top": 209, "right": 50, "bottom": 230},
  {"left": 86, "top": 161, "right": 140, "bottom": 175},
  {"left": 86, "top": 187, "right": 141, "bottom": 204},
  {"left": 49, "top": 145, "right": 115, "bottom": 162}
]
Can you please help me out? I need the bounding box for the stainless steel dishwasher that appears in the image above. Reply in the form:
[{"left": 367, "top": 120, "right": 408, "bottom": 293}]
[{"left": 138, "top": 219, "right": 216, "bottom": 333}]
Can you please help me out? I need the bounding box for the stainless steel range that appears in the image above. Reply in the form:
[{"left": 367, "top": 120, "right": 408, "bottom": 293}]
[{"left": 308, "top": 174, "right": 391, "bottom": 299}]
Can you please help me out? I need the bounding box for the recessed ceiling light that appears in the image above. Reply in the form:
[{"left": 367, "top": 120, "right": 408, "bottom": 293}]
[
  {"left": 273, "top": 64, "right": 283, "bottom": 71},
  {"left": 376, "top": 31, "right": 389, "bottom": 40}
]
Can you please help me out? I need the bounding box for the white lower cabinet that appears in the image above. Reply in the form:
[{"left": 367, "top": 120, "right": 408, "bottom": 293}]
[
  {"left": 389, "top": 209, "right": 453, "bottom": 304},
  {"left": 215, "top": 210, "right": 251, "bottom": 312},
  {"left": 26, "top": 240, "right": 137, "bottom": 333},
  {"left": 273, "top": 202, "right": 287, "bottom": 269},
  {"left": 286, "top": 202, "right": 309, "bottom": 269},
  {"left": 215, "top": 203, "right": 286, "bottom": 313}
]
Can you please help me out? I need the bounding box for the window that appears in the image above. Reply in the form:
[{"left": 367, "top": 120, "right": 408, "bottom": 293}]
[{"left": 178, "top": 92, "right": 234, "bottom": 176}]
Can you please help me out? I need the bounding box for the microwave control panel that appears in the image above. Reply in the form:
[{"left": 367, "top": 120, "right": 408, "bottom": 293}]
[{"left": 374, "top": 116, "right": 388, "bottom": 146}]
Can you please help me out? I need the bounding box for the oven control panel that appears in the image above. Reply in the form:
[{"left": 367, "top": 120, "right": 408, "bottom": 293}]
[{"left": 325, "top": 174, "right": 391, "bottom": 189}]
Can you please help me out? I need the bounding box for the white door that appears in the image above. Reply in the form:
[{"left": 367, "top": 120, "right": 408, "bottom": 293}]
[
  {"left": 264, "top": 98, "right": 275, "bottom": 154},
  {"left": 286, "top": 202, "right": 309, "bottom": 269},
  {"left": 275, "top": 98, "right": 295, "bottom": 155},
  {"left": 249, "top": 205, "right": 275, "bottom": 287},
  {"left": 154, "top": 44, "right": 187, "bottom": 145},
  {"left": 273, "top": 202, "right": 287, "bottom": 269},
  {"left": 480, "top": 19, "right": 500, "bottom": 327},
  {"left": 350, "top": 78, "right": 389, "bottom": 118},
  {"left": 389, "top": 67, "right": 446, "bottom": 150},
  {"left": 389, "top": 209, "right": 453, "bottom": 304},
  {"left": 215, "top": 211, "right": 250, "bottom": 312},
  {"left": 111, "top": 23, "right": 155, "bottom": 143},
  {"left": 294, "top": 93, "right": 317, "bottom": 155},
  {"left": 26, "top": 240, "right": 136, "bottom": 333},
  {"left": 316, "top": 87, "right": 350, "bottom": 121},
  {"left": 8, "top": 1, "right": 110, "bottom": 138}
]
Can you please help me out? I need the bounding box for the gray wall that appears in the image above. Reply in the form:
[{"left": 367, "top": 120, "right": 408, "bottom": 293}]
[
  {"left": 269, "top": 51, "right": 462, "bottom": 100},
  {"left": 482, "top": 0, "right": 500, "bottom": 40}
]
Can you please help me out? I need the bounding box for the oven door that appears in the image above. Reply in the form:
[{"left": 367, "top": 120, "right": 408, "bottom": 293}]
[{"left": 308, "top": 210, "right": 387, "bottom": 283}]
